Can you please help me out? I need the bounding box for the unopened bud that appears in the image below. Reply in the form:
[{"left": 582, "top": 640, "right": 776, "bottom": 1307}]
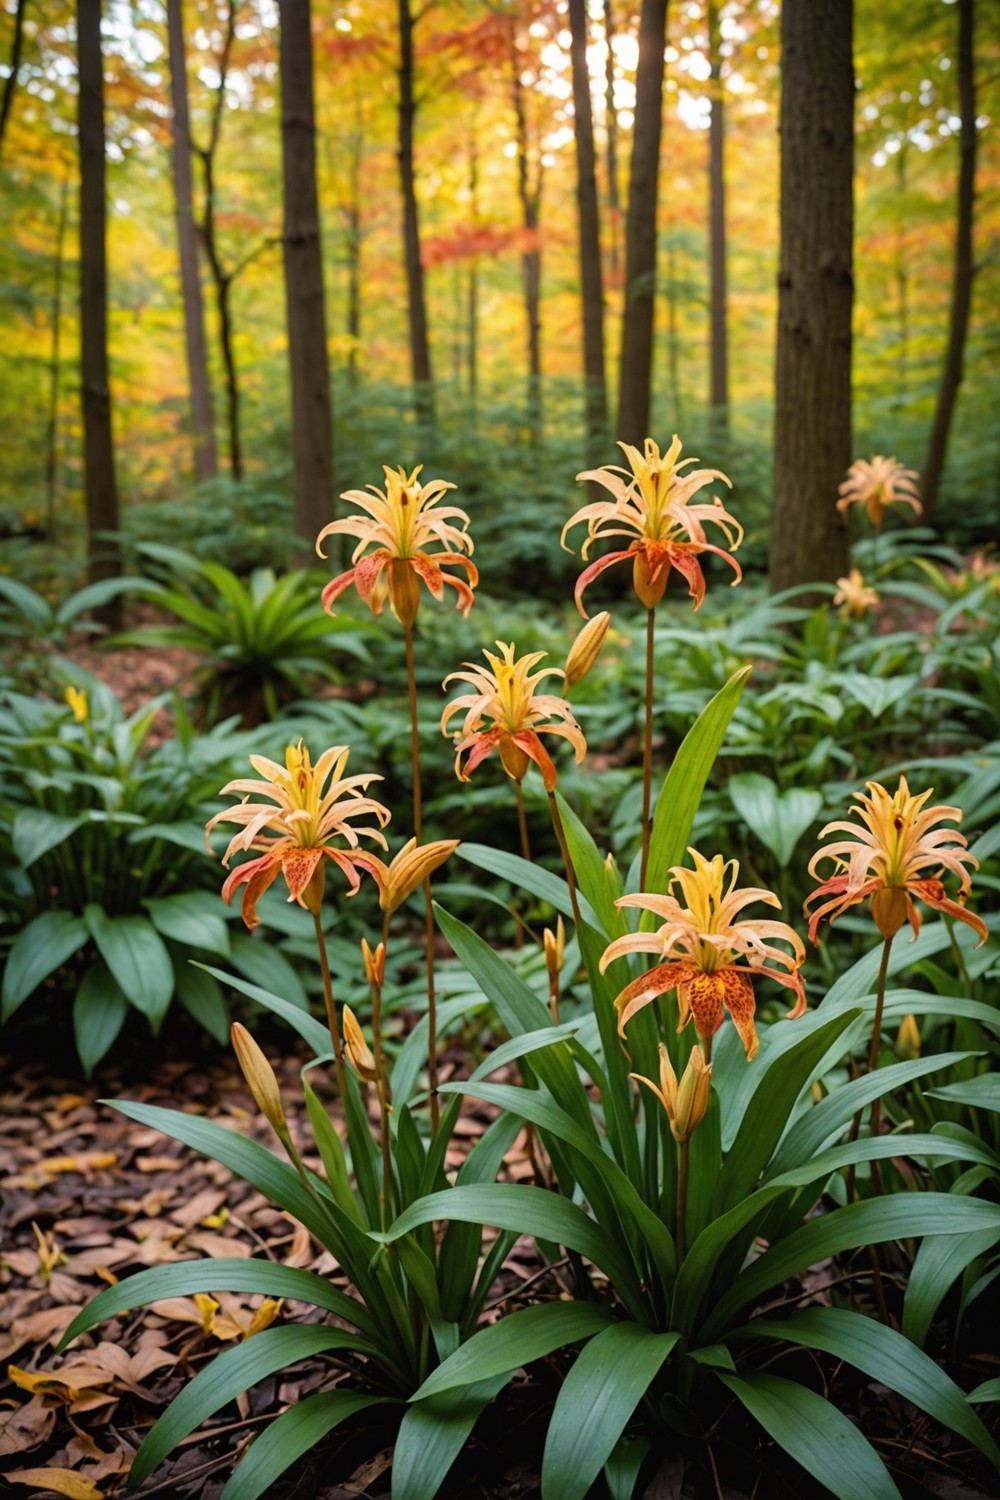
[
  {"left": 380, "top": 837, "right": 459, "bottom": 915},
  {"left": 673, "top": 1047, "right": 712, "bottom": 1144},
  {"left": 343, "top": 1005, "right": 378, "bottom": 1082},
  {"left": 896, "top": 1013, "right": 921, "bottom": 1060},
  {"left": 872, "top": 884, "right": 908, "bottom": 939},
  {"left": 387, "top": 558, "right": 421, "bottom": 627},
  {"left": 64, "top": 685, "right": 89, "bottom": 723},
  {"left": 543, "top": 916, "right": 565, "bottom": 985},
  {"left": 231, "top": 1023, "right": 288, "bottom": 1137},
  {"left": 361, "top": 938, "right": 386, "bottom": 987},
  {"left": 564, "top": 611, "right": 611, "bottom": 688}
]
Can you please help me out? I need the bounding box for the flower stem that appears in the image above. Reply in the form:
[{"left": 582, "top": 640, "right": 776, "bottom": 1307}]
[
  {"left": 676, "top": 1138, "right": 689, "bottom": 1266},
  {"left": 547, "top": 789, "right": 583, "bottom": 932},
  {"left": 847, "top": 932, "right": 894, "bottom": 1200},
  {"left": 370, "top": 913, "right": 394, "bottom": 1227},
  {"left": 640, "top": 606, "right": 655, "bottom": 890},
  {"left": 312, "top": 910, "right": 347, "bottom": 1103},
  {"left": 404, "top": 619, "right": 439, "bottom": 1131},
  {"left": 515, "top": 780, "right": 533, "bottom": 864}
]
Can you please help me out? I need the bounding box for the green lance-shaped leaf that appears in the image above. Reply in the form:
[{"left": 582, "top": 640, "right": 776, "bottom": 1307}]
[
  {"left": 741, "top": 1307, "right": 1000, "bottom": 1470},
  {"left": 12, "top": 807, "right": 88, "bottom": 868},
  {"left": 457, "top": 843, "right": 602, "bottom": 930},
  {"left": 143, "top": 892, "right": 230, "bottom": 954},
  {"left": 195, "top": 961, "right": 332, "bottom": 1055},
  {"left": 73, "top": 964, "right": 128, "bottom": 1078},
  {"left": 903, "top": 1225, "right": 1000, "bottom": 1349},
  {"left": 412, "top": 1301, "right": 616, "bottom": 1402},
  {"left": 716, "top": 1370, "right": 901, "bottom": 1500},
  {"left": 129, "top": 1325, "right": 370, "bottom": 1486},
  {"left": 220, "top": 1390, "right": 394, "bottom": 1500},
  {"left": 727, "top": 772, "right": 823, "bottom": 868},
  {"left": 2, "top": 911, "right": 88, "bottom": 1020},
  {"left": 392, "top": 1375, "right": 510, "bottom": 1500},
  {"left": 541, "top": 1325, "right": 680, "bottom": 1500},
  {"left": 84, "top": 906, "right": 174, "bottom": 1029}
]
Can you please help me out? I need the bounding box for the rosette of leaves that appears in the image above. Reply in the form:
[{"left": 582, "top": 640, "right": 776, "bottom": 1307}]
[
  {"left": 0, "top": 671, "right": 257, "bottom": 1071},
  {"left": 113, "top": 543, "right": 379, "bottom": 726}
]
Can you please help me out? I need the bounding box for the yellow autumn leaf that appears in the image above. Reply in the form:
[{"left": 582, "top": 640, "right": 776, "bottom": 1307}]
[{"left": 5, "top": 1467, "right": 103, "bottom": 1499}]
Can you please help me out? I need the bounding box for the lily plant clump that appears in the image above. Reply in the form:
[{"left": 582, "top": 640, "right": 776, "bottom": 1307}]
[{"left": 58, "top": 439, "right": 999, "bottom": 1500}]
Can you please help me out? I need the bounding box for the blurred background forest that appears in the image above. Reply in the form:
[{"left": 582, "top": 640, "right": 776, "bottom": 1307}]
[{"left": 0, "top": 0, "right": 997, "bottom": 599}]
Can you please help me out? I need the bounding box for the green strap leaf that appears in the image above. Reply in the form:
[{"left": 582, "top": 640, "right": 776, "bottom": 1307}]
[
  {"left": 727, "top": 773, "right": 823, "bottom": 868},
  {"left": 73, "top": 964, "right": 128, "bottom": 1078},
  {"left": 2, "top": 911, "right": 88, "bottom": 1020},
  {"left": 392, "top": 1374, "right": 509, "bottom": 1500},
  {"left": 413, "top": 1301, "right": 615, "bottom": 1402},
  {"left": 456, "top": 843, "right": 601, "bottom": 929},
  {"left": 59, "top": 1258, "right": 382, "bottom": 1352},
  {"left": 12, "top": 807, "right": 87, "bottom": 868},
  {"left": 742, "top": 1307, "right": 1000, "bottom": 1471},
  {"left": 194, "top": 961, "right": 331, "bottom": 1055},
  {"left": 542, "top": 1325, "right": 680, "bottom": 1500},
  {"left": 130, "top": 1325, "right": 369, "bottom": 1485},
  {"left": 925, "top": 1075, "right": 1000, "bottom": 1112},
  {"left": 641, "top": 665, "right": 751, "bottom": 915},
  {"left": 716, "top": 1369, "right": 901, "bottom": 1500},
  {"left": 221, "top": 1389, "right": 393, "bottom": 1500},
  {"left": 144, "top": 892, "right": 230, "bottom": 955},
  {"left": 903, "top": 1227, "right": 1000, "bottom": 1348}
]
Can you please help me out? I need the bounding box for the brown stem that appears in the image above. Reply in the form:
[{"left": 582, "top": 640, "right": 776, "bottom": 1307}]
[
  {"left": 370, "top": 914, "right": 394, "bottom": 1226},
  {"left": 547, "top": 789, "right": 583, "bottom": 932},
  {"left": 640, "top": 606, "right": 655, "bottom": 889},
  {"left": 403, "top": 619, "right": 439, "bottom": 1130},
  {"left": 515, "top": 779, "right": 533, "bottom": 863},
  {"left": 312, "top": 910, "right": 347, "bottom": 1102},
  {"left": 847, "top": 933, "right": 894, "bottom": 1200}
]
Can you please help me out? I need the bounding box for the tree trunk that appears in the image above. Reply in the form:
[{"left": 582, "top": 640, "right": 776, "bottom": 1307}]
[
  {"left": 602, "top": 0, "right": 622, "bottom": 283},
  {"left": 569, "top": 0, "right": 607, "bottom": 466},
  {"left": 467, "top": 134, "right": 479, "bottom": 425},
  {"left": 922, "top": 0, "right": 976, "bottom": 522},
  {"left": 511, "top": 46, "right": 543, "bottom": 446},
  {"left": 0, "top": 0, "right": 26, "bottom": 161},
  {"left": 279, "top": 0, "right": 334, "bottom": 555},
  {"left": 77, "top": 0, "right": 121, "bottom": 599},
  {"left": 616, "top": 0, "right": 667, "bottom": 449},
  {"left": 665, "top": 229, "right": 682, "bottom": 429},
  {"left": 45, "top": 175, "right": 70, "bottom": 544},
  {"left": 397, "top": 0, "right": 435, "bottom": 429},
  {"left": 769, "top": 0, "right": 852, "bottom": 596},
  {"left": 344, "top": 99, "right": 363, "bottom": 390},
  {"left": 707, "top": 0, "right": 729, "bottom": 449},
  {"left": 895, "top": 146, "right": 909, "bottom": 394},
  {"left": 166, "top": 0, "right": 217, "bottom": 484}
]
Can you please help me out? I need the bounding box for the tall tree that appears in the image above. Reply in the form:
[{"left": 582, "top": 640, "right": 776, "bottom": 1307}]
[
  {"left": 397, "top": 0, "right": 435, "bottom": 429},
  {"left": 45, "top": 174, "right": 69, "bottom": 541},
  {"left": 165, "top": 0, "right": 217, "bottom": 484},
  {"left": 77, "top": 0, "right": 121, "bottom": 594},
  {"left": 616, "top": 0, "right": 668, "bottom": 448},
  {"left": 279, "top": 0, "right": 334, "bottom": 552},
  {"left": 707, "top": 0, "right": 729, "bottom": 447},
  {"left": 602, "top": 0, "right": 622, "bottom": 283},
  {"left": 0, "top": 0, "right": 26, "bottom": 161},
  {"left": 922, "top": 0, "right": 976, "bottom": 521},
  {"left": 769, "top": 0, "right": 852, "bottom": 595},
  {"left": 510, "top": 15, "right": 544, "bottom": 445},
  {"left": 569, "top": 0, "right": 607, "bottom": 466}
]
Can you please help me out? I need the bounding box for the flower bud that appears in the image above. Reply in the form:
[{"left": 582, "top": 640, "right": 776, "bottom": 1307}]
[
  {"left": 872, "top": 884, "right": 908, "bottom": 939},
  {"left": 379, "top": 837, "right": 459, "bottom": 915},
  {"left": 564, "top": 611, "right": 611, "bottom": 688},
  {"left": 64, "top": 686, "right": 89, "bottom": 723},
  {"left": 499, "top": 737, "right": 531, "bottom": 783},
  {"left": 387, "top": 557, "right": 421, "bottom": 627},
  {"left": 361, "top": 938, "right": 386, "bottom": 987},
  {"left": 543, "top": 916, "right": 565, "bottom": 987},
  {"left": 672, "top": 1047, "right": 712, "bottom": 1144},
  {"left": 343, "top": 1005, "right": 378, "bottom": 1082},
  {"left": 231, "top": 1023, "right": 288, "bottom": 1137},
  {"left": 896, "top": 1013, "right": 921, "bottom": 1061}
]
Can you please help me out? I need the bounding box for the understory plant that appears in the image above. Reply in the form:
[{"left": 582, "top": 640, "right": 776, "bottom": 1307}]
[{"left": 57, "top": 438, "right": 998, "bottom": 1500}]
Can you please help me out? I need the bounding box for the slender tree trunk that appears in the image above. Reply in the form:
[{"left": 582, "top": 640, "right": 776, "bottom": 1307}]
[
  {"left": 666, "top": 228, "right": 682, "bottom": 428},
  {"left": 77, "top": 0, "right": 121, "bottom": 599},
  {"left": 616, "top": 0, "right": 668, "bottom": 448},
  {"left": 279, "top": 0, "right": 334, "bottom": 555},
  {"left": 0, "top": 0, "right": 26, "bottom": 161},
  {"left": 895, "top": 146, "right": 909, "bottom": 394},
  {"left": 511, "top": 35, "right": 543, "bottom": 446},
  {"left": 922, "top": 0, "right": 976, "bottom": 521},
  {"left": 769, "top": 0, "right": 852, "bottom": 596},
  {"left": 569, "top": 0, "right": 607, "bottom": 466},
  {"left": 467, "top": 134, "right": 479, "bottom": 425},
  {"left": 45, "top": 176, "right": 70, "bottom": 543},
  {"left": 166, "top": 0, "right": 217, "bottom": 484},
  {"left": 344, "top": 100, "right": 363, "bottom": 389},
  {"left": 707, "top": 0, "right": 729, "bottom": 449},
  {"left": 602, "top": 0, "right": 622, "bottom": 284},
  {"left": 397, "top": 0, "right": 435, "bottom": 429}
]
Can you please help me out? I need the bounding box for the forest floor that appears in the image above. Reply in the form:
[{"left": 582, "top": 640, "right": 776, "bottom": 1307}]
[{"left": 2, "top": 639, "right": 999, "bottom": 1500}]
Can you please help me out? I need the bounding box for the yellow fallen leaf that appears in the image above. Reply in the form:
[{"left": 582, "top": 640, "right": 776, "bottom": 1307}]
[
  {"left": 5, "top": 1466, "right": 102, "bottom": 1498},
  {"left": 36, "top": 1154, "right": 118, "bottom": 1176}
]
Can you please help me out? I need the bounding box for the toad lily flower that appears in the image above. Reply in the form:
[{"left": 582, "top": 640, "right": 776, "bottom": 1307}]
[
  {"left": 562, "top": 435, "right": 742, "bottom": 614},
  {"left": 441, "top": 641, "right": 586, "bottom": 791},
  {"left": 599, "top": 850, "right": 806, "bottom": 1061},
  {"left": 805, "top": 777, "right": 987, "bottom": 944},
  {"left": 206, "top": 743, "right": 390, "bottom": 929},
  {"left": 837, "top": 456, "right": 921, "bottom": 529},
  {"left": 833, "top": 568, "right": 879, "bottom": 618},
  {"left": 316, "top": 464, "right": 477, "bottom": 626}
]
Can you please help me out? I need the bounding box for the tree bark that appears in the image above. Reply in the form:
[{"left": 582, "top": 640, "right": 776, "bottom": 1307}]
[
  {"left": 77, "top": 0, "right": 121, "bottom": 598},
  {"left": 602, "top": 0, "right": 622, "bottom": 283},
  {"left": 45, "top": 175, "right": 70, "bottom": 543},
  {"left": 343, "top": 96, "right": 363, "bottom": 389},
  {"left": 616, "top": 0, "right": 667, "bottom": 449},
  {"left": 397, "top": 0, "right": 435, "bottom": 429},
  {"left": 922, "top": 0, "right": 976, "bottom": 522},
  {"left": 510, "top": 26, "right": 543, "bottom": 447},
  {"left": 707, "top": 0, "right": 729, "bottom": 448},
  {"left": 569, "top": 0, "right": 608, "bottom": 466},
  {"left": 467, "top": 132, "right": 479, "bottom": 424},
  {"left": 0, "top": 0, "right": 26, "bottom": 161},
  {"left": 769, "top": 0, "right": 852, "bottom": 596},
  {"left": 166, "top": 0, "right": 218, "bottom": 484},
  {"left": 279, "top": 0, "right": 334, "bottom": 555}
]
